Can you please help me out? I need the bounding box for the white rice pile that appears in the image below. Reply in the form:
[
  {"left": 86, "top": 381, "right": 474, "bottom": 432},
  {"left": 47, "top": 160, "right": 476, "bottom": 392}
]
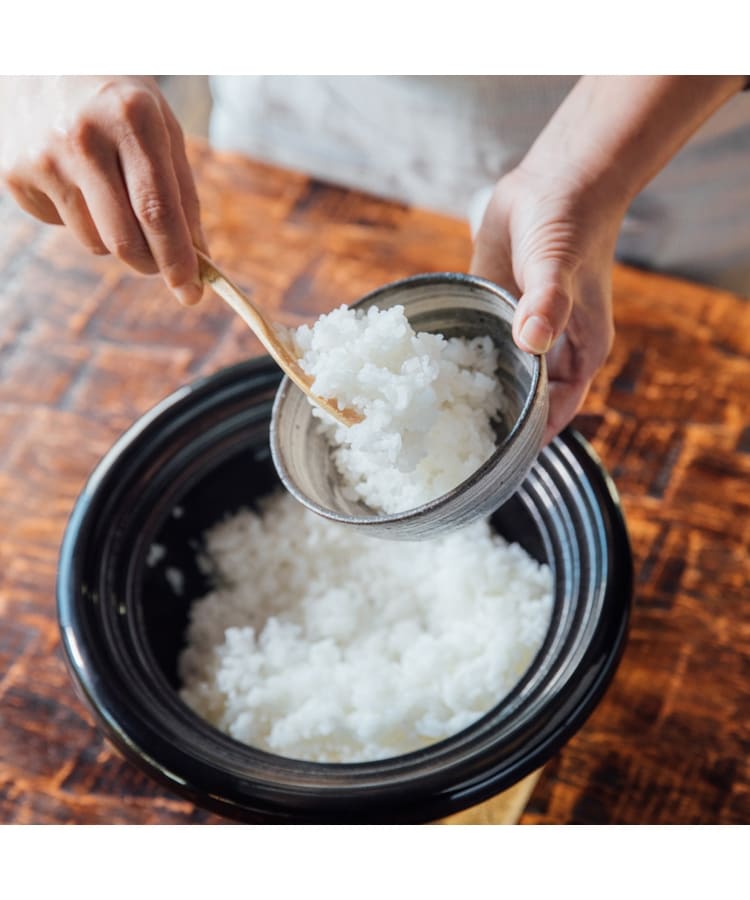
[
  {"left": 293, "top": 305, "right": 504, "bottom": 513},
  {"left": 178, "top": 491, "right": 553, "bottom": 764}
]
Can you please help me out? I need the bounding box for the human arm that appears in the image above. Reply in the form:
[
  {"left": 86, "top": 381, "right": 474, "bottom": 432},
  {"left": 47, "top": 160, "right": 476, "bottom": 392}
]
[
  {"left": 0, "top": 76, "right": 206, "bottom": 306},
  {"left": 470, "top": 75, "right": 747, "bottom": 442}
]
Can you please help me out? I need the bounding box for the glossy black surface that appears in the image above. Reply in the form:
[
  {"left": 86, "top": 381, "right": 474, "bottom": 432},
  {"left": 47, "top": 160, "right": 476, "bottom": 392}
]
[{"left": 57, "top": 357, "right": 632, "bottom": 824}]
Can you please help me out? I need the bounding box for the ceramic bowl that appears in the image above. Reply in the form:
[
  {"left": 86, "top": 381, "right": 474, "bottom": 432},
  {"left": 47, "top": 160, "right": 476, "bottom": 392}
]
[
  {"left": 271, "top": 273, "right": 548, "bottom": 539},
  {"left": 57, "top": 357, "right": 631, "bottom": 824}
]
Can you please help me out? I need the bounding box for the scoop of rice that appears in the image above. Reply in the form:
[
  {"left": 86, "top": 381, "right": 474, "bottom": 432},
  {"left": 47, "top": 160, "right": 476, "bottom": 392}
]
[
  {"left": 178, "top": 492, "right": 553, "bottom": 764},
  {"left": 293, "top": 305, "right": 504, "bottom": 513}
]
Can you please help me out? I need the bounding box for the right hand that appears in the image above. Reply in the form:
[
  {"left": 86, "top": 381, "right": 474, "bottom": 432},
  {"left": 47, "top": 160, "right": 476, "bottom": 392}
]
[{"left": 0, "top": 76, "right": 206, "bottom": 306}]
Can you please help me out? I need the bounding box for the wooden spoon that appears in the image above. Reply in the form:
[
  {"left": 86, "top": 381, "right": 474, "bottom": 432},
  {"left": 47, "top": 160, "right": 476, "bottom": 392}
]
[{"left": 196, "top": 249, "right": 362, "bottom": 427}]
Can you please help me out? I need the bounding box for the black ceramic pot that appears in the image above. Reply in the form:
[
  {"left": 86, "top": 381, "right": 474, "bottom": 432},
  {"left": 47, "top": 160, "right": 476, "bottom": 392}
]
[{"left": 57, "top": 357, "right": 632, "bottom": 824}]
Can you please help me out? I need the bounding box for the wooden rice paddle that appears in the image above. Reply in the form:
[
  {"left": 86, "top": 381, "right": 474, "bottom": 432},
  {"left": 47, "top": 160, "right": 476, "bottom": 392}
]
[{"left": 196, "top": 248, "right": 363, "bottom": 428}]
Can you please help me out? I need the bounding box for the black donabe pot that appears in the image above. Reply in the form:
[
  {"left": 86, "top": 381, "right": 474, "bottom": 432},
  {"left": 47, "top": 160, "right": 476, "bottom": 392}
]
[{"left": 57, "top": 357, "right": 632, "bottom": 824}]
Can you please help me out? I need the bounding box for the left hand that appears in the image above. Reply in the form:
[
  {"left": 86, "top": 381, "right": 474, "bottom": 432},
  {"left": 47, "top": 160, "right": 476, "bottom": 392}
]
[
  {"left": 471, "top": 75, "right": 747, "bottom": 444},
  {"left": 470, "top": 163, "right": 626, "bottom": 443}
]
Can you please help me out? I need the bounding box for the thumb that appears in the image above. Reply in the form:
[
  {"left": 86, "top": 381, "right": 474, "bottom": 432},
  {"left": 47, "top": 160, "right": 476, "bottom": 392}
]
[{"left": 513, "top": 258, "right": 574, "bottom": 355}]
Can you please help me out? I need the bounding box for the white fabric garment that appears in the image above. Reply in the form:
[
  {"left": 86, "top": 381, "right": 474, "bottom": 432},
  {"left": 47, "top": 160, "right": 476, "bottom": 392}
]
[{"left": 209, "top": 76, "right": 750, "bottom": 295}]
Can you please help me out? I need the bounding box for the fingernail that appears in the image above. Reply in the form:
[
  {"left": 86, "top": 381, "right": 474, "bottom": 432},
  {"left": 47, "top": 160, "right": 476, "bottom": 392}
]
[
  {"left": 174, "top": 283, "right": 202, "bottom": 307},
  {"left": 519, "top": 315, "right": 554, "bottom": 354}
]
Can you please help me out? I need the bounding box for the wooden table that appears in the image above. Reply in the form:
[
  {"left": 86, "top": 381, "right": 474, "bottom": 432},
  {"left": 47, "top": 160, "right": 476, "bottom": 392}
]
[{"left": 1, "top": 140, "right": 748, "bottom": 825}]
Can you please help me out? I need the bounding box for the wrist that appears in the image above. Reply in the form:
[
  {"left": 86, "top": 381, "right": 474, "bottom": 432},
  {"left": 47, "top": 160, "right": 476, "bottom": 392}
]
[{"left": 515, "top": 148, "right": 633, "bottom": 225}]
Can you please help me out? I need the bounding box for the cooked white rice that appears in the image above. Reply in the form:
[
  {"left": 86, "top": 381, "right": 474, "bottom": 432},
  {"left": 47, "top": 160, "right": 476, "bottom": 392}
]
[
  {"left": 293, "top": 305, "right": 504, "bottom": 513},
  {"left": 178, "top": 491, "right": 553, "bottom": 763}
]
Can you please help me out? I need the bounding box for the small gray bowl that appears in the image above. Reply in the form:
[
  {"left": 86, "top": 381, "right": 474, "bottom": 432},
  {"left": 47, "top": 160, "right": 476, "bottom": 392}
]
[{"left": 270, "top": 272, "right": 549, "bottom": 539}]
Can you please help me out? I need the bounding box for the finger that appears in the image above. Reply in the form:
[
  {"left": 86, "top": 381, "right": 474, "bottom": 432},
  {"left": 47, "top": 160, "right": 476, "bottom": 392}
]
[
  {"left": 51, "top": 186, "right": 110, "bottom": 255},
  {"left": 160, "top": 100, "right": 208, "bottom": 255},
  {"left": 24, "top": 152, "right": 110, "bottom": 254},
  {"left": 116, "top": 92, "right": 202, "bottom": 305},
  {"left": 543, "top": 377, "right": 590, "bottom": 445},
  {"left": 76, "top": 153, "right": 159, "bottom": 274},
  {"left": 542, "top": 313, "right": 612, "bottom": 444},
  {"left": 513, "top": 258, "right": 574, "bottom": 355},
  {"left": 470, "top": 234, "right": 516, "bottom": 291},
  {"left": 4, "top": 175, "right": 63, "bottom": 225},
  {"left": 36, "top": 158, "right": 109, "bottom": 255},
  {"left": 63, "top": 118, "right": 158, "bottom": 273},
  {"left": 469, "top": 209, "right": 518, "bottom": 295}
]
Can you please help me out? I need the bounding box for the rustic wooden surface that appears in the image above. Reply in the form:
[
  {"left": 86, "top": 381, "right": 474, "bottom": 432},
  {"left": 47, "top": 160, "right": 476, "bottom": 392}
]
[{"left": 0, "top": 140, "right": 748, "bottom": 825}]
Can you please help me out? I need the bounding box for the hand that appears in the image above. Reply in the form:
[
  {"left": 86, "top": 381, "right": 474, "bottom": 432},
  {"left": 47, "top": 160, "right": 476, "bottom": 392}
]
[
  {"left": 471, "top": 163, "right": 624, "bottom": 443},
  {"left": 470, "top": 76, "right": 746, "bottom": 444},
  {"left": 0, "top": 76, "right": 206, "bottom": 306}
]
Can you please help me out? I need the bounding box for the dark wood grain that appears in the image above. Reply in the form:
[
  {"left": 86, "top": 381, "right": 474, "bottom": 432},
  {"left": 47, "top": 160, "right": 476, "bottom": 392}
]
[{"left": 0, "top": 140, "right": 748, "bottom": 824}]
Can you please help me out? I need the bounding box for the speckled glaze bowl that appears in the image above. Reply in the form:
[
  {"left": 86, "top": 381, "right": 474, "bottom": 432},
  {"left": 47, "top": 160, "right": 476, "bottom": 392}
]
[
  {"left": 57, "top": 357, "right": 631, "bottom": 824},
  {"left": 271, "top": 273, "right": 548, "bottom": 539}
]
